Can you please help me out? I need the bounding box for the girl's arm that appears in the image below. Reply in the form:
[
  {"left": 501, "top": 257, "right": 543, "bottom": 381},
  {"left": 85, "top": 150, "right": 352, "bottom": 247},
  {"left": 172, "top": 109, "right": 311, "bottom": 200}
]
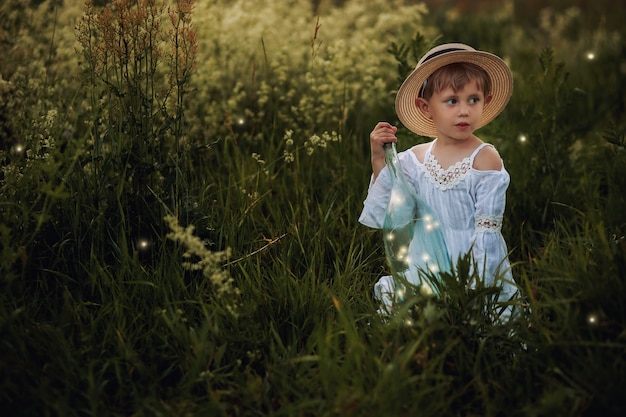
[
  {"left": 471, "top": 169, "right": 512, "bottom": 282},
  {"left": 369, "top": 122, "right": 397, "bottom": 182},
  {"left": 473, "top": 145, "right": 503, "bottom": 171}
]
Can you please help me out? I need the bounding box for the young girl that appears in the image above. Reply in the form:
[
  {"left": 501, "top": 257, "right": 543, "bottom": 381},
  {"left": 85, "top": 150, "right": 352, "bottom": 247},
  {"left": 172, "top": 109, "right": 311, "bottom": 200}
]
[{"left": 359, "top": 43, "right": 518, "bottom": 317}]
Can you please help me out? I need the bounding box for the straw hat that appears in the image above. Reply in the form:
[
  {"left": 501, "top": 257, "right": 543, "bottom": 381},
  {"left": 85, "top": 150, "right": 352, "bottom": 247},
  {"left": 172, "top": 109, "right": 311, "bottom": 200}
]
[{"left": 395, "top": 43, "right": 513, "bottom": 137}]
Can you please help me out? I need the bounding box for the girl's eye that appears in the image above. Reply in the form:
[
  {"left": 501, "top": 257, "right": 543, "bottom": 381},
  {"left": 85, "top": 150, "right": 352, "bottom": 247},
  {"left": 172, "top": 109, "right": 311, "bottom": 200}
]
[
  {"left": 445, "top": 99, "right": 457, "bottom": 105},
  {"left": 469, "top": 97, "right": 480, "bottom": 104}
]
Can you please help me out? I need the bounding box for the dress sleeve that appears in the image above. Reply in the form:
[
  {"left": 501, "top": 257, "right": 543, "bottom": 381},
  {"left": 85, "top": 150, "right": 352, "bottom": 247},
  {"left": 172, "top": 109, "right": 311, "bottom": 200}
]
[
  {"left": 358, "top": 151, "right": 418, "bottom": 229},
  {"left": 470, "top": 168, "right": 515, "bottom": 293},
  {"left": 358, "top": 167, "right": 392, "bottom": 229}
]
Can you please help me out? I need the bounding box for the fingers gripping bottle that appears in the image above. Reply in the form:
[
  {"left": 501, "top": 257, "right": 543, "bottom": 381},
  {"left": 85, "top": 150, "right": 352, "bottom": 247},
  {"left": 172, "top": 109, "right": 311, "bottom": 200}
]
[{"left": 382, "top": 143, "right": 451, "bottom": 301}]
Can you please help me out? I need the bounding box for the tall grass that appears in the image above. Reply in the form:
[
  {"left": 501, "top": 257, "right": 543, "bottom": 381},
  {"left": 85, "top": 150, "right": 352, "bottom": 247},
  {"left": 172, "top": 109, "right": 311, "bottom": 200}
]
[{"left": 1, "top": 0, "right": 625, "bottom": 416}]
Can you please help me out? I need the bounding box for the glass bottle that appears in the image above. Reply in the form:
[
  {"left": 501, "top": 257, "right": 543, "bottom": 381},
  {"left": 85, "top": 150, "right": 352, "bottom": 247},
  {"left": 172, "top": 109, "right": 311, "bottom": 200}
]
[{"left": 382, "top": 142, "right": 450, "bottom": 298}]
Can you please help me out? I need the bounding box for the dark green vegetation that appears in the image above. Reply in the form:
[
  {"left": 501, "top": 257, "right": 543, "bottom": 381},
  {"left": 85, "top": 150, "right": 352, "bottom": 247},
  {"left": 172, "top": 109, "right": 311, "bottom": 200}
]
[{"left": 1, "top": 0, "right": 625, "bottom": 415}]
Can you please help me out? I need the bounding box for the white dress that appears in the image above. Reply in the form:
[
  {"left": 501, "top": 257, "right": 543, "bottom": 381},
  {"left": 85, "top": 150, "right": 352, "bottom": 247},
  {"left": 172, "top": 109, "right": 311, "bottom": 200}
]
[{"left": 359, "top": 140, "right": 518, "bottom": 310}]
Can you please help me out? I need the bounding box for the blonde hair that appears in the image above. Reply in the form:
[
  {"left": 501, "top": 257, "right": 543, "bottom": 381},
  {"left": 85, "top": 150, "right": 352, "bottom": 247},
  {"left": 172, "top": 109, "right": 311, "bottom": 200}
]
[{"left": 420, "top": 62, "right": 492, "bottom": 100}]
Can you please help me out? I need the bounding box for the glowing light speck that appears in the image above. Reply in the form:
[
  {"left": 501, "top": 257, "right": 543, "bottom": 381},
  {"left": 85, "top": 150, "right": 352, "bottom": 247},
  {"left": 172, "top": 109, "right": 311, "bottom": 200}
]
[
  {"left": 138, "top": 239, "right": 150, "bottom": 250},
  {"left": 390, "top": 190, "right": 405, "bottom": 205},
  {"left": 14, "top": 144, "right": 24, "bottom": 153},
  {"left": 587, "top": 314, "right": 598, "bottom": 325},
  {"left": 586, "top": 51, "right": 595, "bottom": 60},
  {"left": 385, "top": 232, "right": 395, "bottom": 241},
  {"left": 421, "top": 253, "right": 430, "bottom": 262},
  {"left": 397, "top": 245, "right": 408, "bottom": 260},
  {"left": 518, "top": 134, "right": 528, "bottom": 144}
]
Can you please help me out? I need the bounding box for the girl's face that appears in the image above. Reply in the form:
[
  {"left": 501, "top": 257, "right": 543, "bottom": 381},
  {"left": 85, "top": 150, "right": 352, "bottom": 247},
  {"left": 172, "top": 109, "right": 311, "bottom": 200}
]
[{"left": 416, "top": 78, "right": 492, "bottom": 143}]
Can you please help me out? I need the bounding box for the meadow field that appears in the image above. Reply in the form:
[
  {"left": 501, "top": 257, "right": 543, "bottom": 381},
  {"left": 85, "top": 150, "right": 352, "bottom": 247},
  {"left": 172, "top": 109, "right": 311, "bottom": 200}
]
[{"left": 1, "top": 0, "right": 625, "bottom": 415}]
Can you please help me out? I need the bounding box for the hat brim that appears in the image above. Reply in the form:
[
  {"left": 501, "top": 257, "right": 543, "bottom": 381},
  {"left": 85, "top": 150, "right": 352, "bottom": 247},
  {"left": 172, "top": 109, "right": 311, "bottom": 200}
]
[{"left": 395, "top": 50, "right": 513, "bottom": 137}]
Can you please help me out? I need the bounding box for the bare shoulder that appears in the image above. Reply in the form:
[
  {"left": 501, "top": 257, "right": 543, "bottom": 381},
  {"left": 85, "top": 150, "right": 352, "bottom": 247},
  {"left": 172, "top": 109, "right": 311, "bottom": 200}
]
[
  {"left": 473, "top": 145, "right": 503, "bottom": 171},
  {"left": 411, "top": 142, "right": 432, "bottom": 164}
]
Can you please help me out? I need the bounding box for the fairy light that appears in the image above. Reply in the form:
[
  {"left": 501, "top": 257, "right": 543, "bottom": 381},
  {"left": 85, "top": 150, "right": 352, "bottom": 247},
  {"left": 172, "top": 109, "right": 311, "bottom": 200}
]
[
  {"left": 385, "top": 232, "right": 395, "bottom": 242},
  {"left": 587, "top": 313, "right": 598, "bottom": 325},
  {"left": 518, "top": 133, "right": 528, "bottom": 144},
  {"left": 390, "top": 190, "right": 405, "bottom": 205},
  {"left": 14, "top": 144, "right": 24, "bottom": 154},
  {"left": 423, "top": 215, "right": 435, "bottom": 232},
  {"left": 421, "top": 253, "right": 431, "bottom": 263},
  {"left": 586, "top": 51, "right": 595, "bottom": 61},
  {"left": 138, "top": 238, "right": 151, "bottom": 251}
]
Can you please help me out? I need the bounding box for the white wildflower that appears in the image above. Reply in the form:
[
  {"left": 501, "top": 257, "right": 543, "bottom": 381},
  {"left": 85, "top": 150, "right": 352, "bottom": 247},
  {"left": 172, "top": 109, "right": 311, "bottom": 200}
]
[
  {"left": 308, "top": 134, "right": 320, "bottom": 146},
  {"left": 251, "top": 152, "right": 265, "bottom": 165},
  {"left": 283, "top": 150, "right": 295, "bottom": 164},
  {"left": 164, "top": 215, "right": 240, "bottom": 316},
  {"left": 284, "top": 129, "right": 294, "bottom": 147}
]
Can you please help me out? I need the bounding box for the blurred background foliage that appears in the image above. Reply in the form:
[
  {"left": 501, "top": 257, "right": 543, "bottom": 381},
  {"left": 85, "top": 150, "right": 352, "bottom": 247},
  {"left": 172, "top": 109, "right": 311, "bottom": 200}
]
[{"left": 1, "top": 0, "right": 625, "bottom": 416}]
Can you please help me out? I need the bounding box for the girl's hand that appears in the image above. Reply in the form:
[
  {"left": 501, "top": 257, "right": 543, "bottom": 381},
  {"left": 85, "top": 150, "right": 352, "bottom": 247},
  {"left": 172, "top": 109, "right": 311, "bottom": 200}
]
[{"left": 370, "top": 122, "right": 397, "bottom": 181}]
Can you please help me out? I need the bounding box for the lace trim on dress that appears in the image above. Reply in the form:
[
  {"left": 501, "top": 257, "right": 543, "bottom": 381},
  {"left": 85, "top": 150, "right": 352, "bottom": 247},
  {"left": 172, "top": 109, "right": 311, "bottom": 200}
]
[
  {"left": 475, "top": 215, "right": 502, "bottom": 233},
  {"left": 423, "top": 152, "right": 471, "bottom": 190}
]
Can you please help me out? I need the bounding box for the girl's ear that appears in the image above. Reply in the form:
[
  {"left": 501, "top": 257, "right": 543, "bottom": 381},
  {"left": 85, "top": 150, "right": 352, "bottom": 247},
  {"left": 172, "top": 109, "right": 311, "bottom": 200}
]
[
  {"left": 415, "top": 97, "right": 431, "bottom": 118},
  {"left": 485, "top": 93, "right": 493, "bottom": 106}
]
